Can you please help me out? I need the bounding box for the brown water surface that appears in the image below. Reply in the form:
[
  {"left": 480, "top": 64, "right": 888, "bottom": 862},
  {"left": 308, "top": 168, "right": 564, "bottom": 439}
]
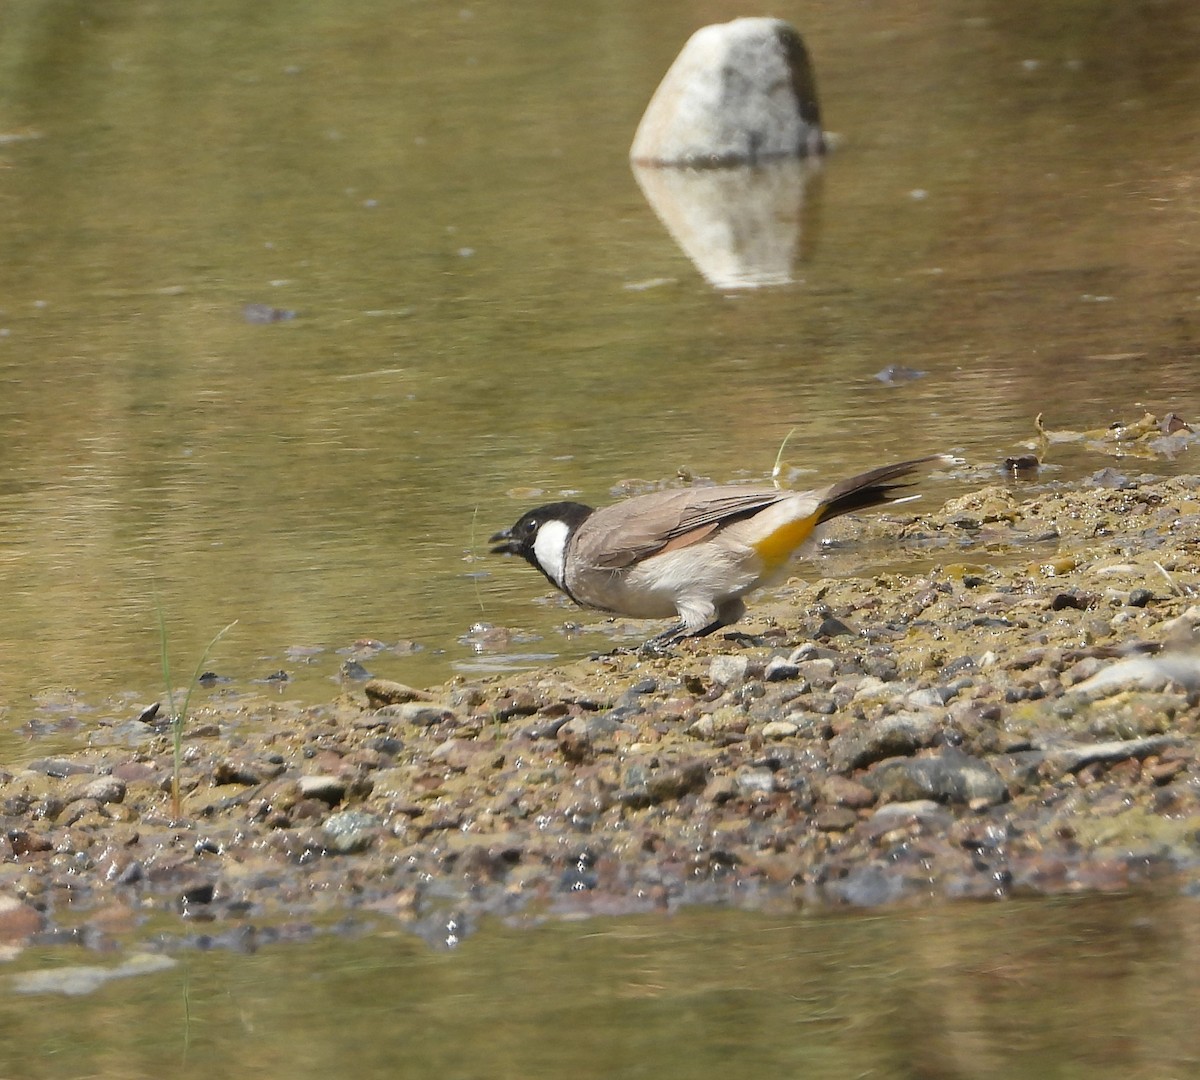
[
  {"left": 0, "top": 3, "right": 1197, "bottom": 741},
  {"left": 2, "top": 892, "right": 1198, "bottom": 1078}
]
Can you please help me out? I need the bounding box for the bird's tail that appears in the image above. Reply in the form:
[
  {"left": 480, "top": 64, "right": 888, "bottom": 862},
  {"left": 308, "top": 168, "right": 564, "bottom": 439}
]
[{"left": 817, "top": 454, "right": 951, "bottom": 524}]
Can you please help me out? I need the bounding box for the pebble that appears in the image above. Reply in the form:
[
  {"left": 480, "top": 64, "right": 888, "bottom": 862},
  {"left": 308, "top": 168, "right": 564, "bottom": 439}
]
[
  {"left": 73, "top": 777, "right": 126, "bottom": 806},
  {"left": 814, "top": 807, "right": 858, "bottom": 832},
  {"left": 863, "top": 750, "right": 1009, "bottom": 807},
  {"left": 819, "top": 775, "right": 876, "bottom": 809},
  {"left": 322, "top": 811, "right": 382, "bottom": 854},
  {"left": 867, "top": 800, "right": 946, "bottom": 826},
  {"left": 381, "top": 703, "right": 458, "bottom": 727},
  {"left": 556, "top": 717, "right": 592, "bottom": 763},
  {"left": 761, "top": 720, "right": 799, "bottom": 740},
  {"left": 734, "top": 767, "right": 776, "bottom": 797},
  {"left": 828, "top": 711, "right": 940, "bottom": 773},
  {"left": 763, "top": 656, "right": 801, "bottom": 682},
  {"left": 28, "top": 759, "right": 93, "bottom": 778},
  {"left": 297, "top": 775, "right": 347, "bottom": 806},
  {"left": 212, "top": 760, "right": 280, "bottom": 786},
  {"left": 364, "top": 679, "right": 425, "bottom": 706},
  {"left": 709, "top": 655, "right": 751, "bottom": 688},
  {"left": 687, "top": 716, "right": 716, "bottom": 740}
]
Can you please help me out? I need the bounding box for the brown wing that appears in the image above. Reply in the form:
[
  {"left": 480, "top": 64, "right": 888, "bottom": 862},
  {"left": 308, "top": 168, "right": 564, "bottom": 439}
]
[{"left": 573, "top": 485, "right": 789, "bottom": 570}]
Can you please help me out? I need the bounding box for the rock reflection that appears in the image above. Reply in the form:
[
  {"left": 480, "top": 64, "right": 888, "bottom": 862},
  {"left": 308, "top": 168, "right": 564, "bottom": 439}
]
[{"left": 632, "top": 158, "right": 821, "bottom": 290}]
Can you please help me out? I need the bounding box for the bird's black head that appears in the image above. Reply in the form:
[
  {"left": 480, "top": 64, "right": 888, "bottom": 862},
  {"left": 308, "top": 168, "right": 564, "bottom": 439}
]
[{"left": 489, "top": 501, "right": 593, "bottom": 568}]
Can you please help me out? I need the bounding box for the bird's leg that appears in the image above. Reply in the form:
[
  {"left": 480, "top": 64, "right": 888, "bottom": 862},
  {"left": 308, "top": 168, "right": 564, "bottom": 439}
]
[
  {"left": 637, "top": 618, "right": 725, "bottom": 656},
  {"left": 638, "top": 599, "right": 746, "bottom": 655},
  {"left": 637, "top": 622, "right": 689, "bottom": 656}
]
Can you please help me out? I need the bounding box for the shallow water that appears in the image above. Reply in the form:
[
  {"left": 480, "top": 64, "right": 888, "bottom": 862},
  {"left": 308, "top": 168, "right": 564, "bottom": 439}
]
[
  {"left": 2, "top": 1, "right": 1198, "bottom": 753},
  {"left": 2, "top": 891, "right": 1198, "bottom": 1079}
]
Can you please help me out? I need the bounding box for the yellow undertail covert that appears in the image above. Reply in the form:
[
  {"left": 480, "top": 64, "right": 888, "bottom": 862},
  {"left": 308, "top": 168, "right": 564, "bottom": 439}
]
[{"left": 748, "top": 510, "right": 823, "bottom": 572}]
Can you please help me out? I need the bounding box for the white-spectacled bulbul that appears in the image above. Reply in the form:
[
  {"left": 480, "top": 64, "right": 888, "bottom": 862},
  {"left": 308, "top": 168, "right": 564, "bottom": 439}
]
[{"left": 491, "top": 455, "right": 948, "bottom": 645}]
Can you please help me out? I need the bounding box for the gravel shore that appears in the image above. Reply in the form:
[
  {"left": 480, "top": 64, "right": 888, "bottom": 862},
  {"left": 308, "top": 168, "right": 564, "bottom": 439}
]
[{"left": 3, "top": 469, "right": 1200, "bottom": 952}]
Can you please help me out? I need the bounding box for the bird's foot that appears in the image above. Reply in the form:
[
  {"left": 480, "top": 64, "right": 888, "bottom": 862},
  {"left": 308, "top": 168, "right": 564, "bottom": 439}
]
[
  {"left": 637, "top": 637, "right": 676, "bottom": 659},
  {"left": 719, "top": 630, "right": 765, "bottom": 648}
]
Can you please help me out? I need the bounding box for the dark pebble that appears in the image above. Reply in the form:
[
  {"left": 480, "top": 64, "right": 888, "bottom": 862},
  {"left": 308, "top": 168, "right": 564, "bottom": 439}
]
[
  {"left": 863, "top": 749, "right": 1009, "bottom": 807},
  {"left": 817, "top": 616, "right": 856, "bottom": 639}
]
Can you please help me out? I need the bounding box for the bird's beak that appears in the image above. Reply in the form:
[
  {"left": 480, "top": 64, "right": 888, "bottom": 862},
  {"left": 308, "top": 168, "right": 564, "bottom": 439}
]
[{"left": 489, "top": 529, "right": 519, "bottom": 556}]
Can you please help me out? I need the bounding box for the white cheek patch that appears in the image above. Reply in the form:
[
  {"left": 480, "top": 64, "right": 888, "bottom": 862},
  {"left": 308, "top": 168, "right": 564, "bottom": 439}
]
[{"left": 532, "top": 519, "right": 570, "bottom": 588}]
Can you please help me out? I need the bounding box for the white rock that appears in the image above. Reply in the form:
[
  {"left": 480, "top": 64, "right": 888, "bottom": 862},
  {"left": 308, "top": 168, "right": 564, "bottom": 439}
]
[{"left": 631, "top": 18, "right": 825, "bottom": 166}]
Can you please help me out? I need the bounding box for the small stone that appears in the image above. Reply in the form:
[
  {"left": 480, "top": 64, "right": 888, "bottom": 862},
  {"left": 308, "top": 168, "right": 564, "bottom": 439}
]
[
  {"left": 710, "top": 655, "right": 751, "bottom": 688},
  {"left": 339, "top": 660, "right": 371, "bottom": 681},
  {"left": 111, "top": 761, "right": 158, "bottom": 784},
  {"left": 852, "top": 676, "right": 892, "bottom": 700},
  {"left": 828, "top": 711, "right": 940, "bottom": 773},
  {"left": 764, "top": 656, "right": 801, "bottom": 682},
  {"left": 243, "top": 302, "right": 295, "bottom": 324},
  {"left": 863, "top": 749, "right": 1009, "bottom": 807},
  {"left": 817, "top": 615, "right": 855, "bottom": 639},
  {"left": 697, "top": 773, "right": 735, "bottom": 804},
  {"left": 72, "top": 777, "right": 126, "bottom": 806},
  {"left": 28, "top": 759, "right": 93, "bottom": 778},
  {"left": 791, "top": 658, "right": 837, "bottom": 687},
  {"left": 8, "top": 830, "right": 52, "bottom": 857},
  {"left": 818, "top": 775, "right": 876, "bottom": 809},
  {"left": 430, "top": 739, "right": 491, "bottom": 772},
  {"left": 761, "top": 720, "right": 799, "bottom": 740},
  {"left": 734, "top": 766, "right": 776, "bottom": 797},
  {"left": 1039, "top": 734, "right": 1179, "bottom": 773},
  {"left": 364, "top": 679, "right": 433, "bottom": 707},
  {"left": 60, "top": 799, "right": 104, "bottom": 826},
  {"left": 298, "top": 775, "right": 347, "bottom": 806},
  {"left": 1128, "top": 588, "right": 1154, "bottom": 608},
  {"left": 813, "top": 807, "right": 858, "bottom": 832},
  {"left": 618, "top": 760, "right": 707, "bottom": 807},
  {"left": 557, "top": 717, "right": 593, "bottom": 763},
  {"left": 687, "top": 716, "right": 716, "bottom": 740},
  {"left": 903, "top": 686, "right": 953, "bottom": 708},
  {"left": 867, "top": 800, "right": 944, "bottom": 827},
  {"left": 322, "top": 810, "right": 382, "bottom": 854},
  {"left": 492, "top": 692, "right": 541, "bottom": 719},
  {"left": 647, "top": 760, "right": 708, "bottom": 802},
  {"left": 383, "top": 703, "right": 458, "bottom": 727},
  {"left": 253, "top": 778, "right": 303, "bottom": 817},
  {"left": 827, "top": 864, "right": 908, "bottom": 908},
  {"left": 448, "top": 685, "right": 485, "bottom": 709},
  {"left": 212, "top": 760, "right": 279, "bottom": 786}
]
